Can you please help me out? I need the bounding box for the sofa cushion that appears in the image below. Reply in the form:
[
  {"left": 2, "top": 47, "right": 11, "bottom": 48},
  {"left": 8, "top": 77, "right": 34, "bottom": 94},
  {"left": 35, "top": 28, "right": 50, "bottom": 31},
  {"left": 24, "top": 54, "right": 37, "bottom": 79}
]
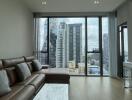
[
  {"left": 10, "top": 85, "right": 35, "bottom": 100},
  {"left": 0, "top": 70, "right": 11, "bottom": 96},
  {"left": 24, "top": 56, "right": 35, "bottom": 62},
  {"left": 17, "top": 74, "right": 39, "bottom": 86},
  {"left": 29, "top": 74, "right": 45, "bottom": 90},
  {"left": 6, "top": 67, "right": 18, "bottom": 86},
  {"left": 32, "top": 60, "right": 42, "bottom": 71},
  {"left": 0, "top": 85, "right": 25, "bottom": 100},
  {"left": 2, "top": 57, "right": 25, "bottom": 68},
  {"left": 16, "top": 63, "right": 31, "bottom": 81}
]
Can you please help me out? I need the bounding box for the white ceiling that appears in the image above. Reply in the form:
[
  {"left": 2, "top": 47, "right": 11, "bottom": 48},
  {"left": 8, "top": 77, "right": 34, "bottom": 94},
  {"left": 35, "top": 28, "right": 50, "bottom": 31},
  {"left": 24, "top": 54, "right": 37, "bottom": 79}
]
[{"left": 22, "top": 0, "right": 126, "bottom": 12}]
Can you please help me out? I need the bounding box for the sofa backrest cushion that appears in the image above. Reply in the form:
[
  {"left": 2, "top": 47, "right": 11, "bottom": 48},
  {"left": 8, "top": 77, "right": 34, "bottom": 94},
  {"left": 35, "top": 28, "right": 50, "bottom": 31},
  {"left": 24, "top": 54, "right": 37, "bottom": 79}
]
[
  {"left": 24, "top": 56, "right": 35, "bottom": 62},
  {"left": 6, "top": 67, "right": 17, "bottom": 86},
  {"left": 0, "top": 60, "right": 3, "bottom": 69},
  {"left": 3, "top": 57, "right": 25, "bottom": 68},
  {"left": 0, "top": 70, "right": 11, "bottom": 96},
  {"left": 32, "top": 60, "right": 42, "bottom": 71},
  {"left": 16, "top": 63, "right": 31, "bottom": 81},
  {"left": 24, "top": 56, "right": 35, "bottom": 73}
]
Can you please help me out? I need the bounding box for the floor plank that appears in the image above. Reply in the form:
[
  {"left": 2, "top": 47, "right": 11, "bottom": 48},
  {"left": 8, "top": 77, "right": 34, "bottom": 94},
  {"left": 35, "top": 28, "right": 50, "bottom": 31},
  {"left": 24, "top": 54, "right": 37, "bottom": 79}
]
[{"left": 69, "top": 77, "right": 132, "bottom": 100}]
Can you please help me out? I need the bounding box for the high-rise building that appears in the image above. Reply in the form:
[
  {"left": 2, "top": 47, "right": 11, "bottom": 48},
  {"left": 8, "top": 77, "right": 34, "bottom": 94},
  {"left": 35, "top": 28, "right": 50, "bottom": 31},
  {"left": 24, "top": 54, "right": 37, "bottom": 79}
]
[
  {"left": 56, "top": 22, "right": 67, "bottom": 68},
  {"left": 103, "top": 33, "right": 109, "bottom": 71},
  {"left": 37, "top": 19, "right": 48, "bottom": 65},
  {"left": 103, "top": 33, "right": 109, "bottom": 63},
  {"left": 67, "top": 24, "right": 82, "bottom": 67},
  {"left": 56, "top": 23, "right": 82, "bottom": 68},
  {"left": 62, "top": 23, "right": 68, "bottom": 68},
  {"left": 49, "top": 18, "right": 59, "bottom": 67}
]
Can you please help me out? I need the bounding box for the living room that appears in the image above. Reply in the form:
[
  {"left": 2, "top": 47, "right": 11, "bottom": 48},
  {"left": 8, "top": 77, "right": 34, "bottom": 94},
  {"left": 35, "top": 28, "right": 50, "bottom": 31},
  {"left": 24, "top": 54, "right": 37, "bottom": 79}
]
[{"left": 0, "top": 0, "right": 132, "bottom": 100}]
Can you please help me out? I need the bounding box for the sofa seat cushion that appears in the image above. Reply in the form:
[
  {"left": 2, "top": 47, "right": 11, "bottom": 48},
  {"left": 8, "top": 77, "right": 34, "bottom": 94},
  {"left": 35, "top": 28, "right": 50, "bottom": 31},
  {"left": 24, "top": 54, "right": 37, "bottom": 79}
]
[
  {"left": 0, "top": 85, "right": 25, "bottom": 100},
  {"left": 10, "top": 85, "right": 35, "bottom": 100},
  {"left": 16, "top": 63, "right": 31, "bottom": 81},
  {"left": 0, "top": 70, "right": 11, "bottom": 96},
  {"left": 17, "top": 74, "right": 39, "bottom": 86},
  {"left": 29, "top": 74, "right": 45, "bottom": 90}
]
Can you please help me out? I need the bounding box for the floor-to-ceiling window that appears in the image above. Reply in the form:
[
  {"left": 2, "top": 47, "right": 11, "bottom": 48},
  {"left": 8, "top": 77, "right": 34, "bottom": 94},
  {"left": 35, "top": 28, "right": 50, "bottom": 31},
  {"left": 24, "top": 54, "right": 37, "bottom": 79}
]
[
  {"left": 35, "top": 18, "right": 48, "bottom": 65},
  {"left": 102, "top": 17, "right": 110, "bottom": 75},
  {"left": 35, "top": 16, "right": 109, "bottom": 76},
  {"left": 49, "top": 18, "right": 85, "bottom": 75},
  {"left": 87, "top": 17, "right": 100, "bottom": 75}
]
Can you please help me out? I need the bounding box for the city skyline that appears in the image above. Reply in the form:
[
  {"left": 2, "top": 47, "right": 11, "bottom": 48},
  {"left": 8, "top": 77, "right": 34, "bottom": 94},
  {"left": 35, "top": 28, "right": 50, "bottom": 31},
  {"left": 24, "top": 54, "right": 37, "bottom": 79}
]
[
  {"left": 37, "top": 17, "right": 110, "bottom": 74},
  {"left": 39, "top": 17, "right": 109, "bottom": 51}
]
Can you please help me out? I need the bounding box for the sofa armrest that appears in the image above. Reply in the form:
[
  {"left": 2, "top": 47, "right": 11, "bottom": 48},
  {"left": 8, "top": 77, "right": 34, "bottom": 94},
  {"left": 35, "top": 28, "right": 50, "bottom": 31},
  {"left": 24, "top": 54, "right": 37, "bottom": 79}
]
[
  {"left": 42, "top": 65, "right": 49, "bottom": 69},
  {"left": 45, "top": 74, "right": 70, "bottom": 84}
]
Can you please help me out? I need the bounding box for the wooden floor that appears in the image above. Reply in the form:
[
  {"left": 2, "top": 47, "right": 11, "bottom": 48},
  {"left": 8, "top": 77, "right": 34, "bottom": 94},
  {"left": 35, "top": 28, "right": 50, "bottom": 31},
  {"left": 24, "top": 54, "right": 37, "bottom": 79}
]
[{"left": 69, "top": 77, "right": 132, "bottom": 100}]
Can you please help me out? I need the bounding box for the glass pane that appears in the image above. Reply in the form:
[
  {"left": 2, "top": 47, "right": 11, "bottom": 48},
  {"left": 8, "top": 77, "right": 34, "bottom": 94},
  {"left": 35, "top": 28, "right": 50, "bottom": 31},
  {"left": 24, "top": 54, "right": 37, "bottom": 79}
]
[
  {"left": 123, "top": 28, "right": 128, "bottom": 62},
  {"left": 36, "top": 18, "right": 48, "bottom": 65},
  {"left": 120, "top": 32, "right": 122, "bottom": 56},
  {"left": 102, "top": 17, "right": 110, "bottom": 75},
  {"left": 119, "top": 26, "right": 122, "bottom": 31},
  {"left": 38, "top": 53, "right": 48, "bottom": 65},
  {"left": 87, "top": 18, "right": 99, "bottom": 52},
  {"left": 49, "top": 18, "right": 85, "bottom": 75},
  {"left": 87, "top": 53, "right": 100, "bottom": 75},
  {"left": 36, "top": 18, "right": 48, "bottom": 52}
]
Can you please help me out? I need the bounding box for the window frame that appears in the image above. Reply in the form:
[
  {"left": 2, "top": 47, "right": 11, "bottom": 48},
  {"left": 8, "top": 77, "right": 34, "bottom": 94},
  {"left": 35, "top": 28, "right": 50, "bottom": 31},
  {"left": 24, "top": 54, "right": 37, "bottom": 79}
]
[{"left": 34, "top": 16, "right": 109, "bottom": 76}]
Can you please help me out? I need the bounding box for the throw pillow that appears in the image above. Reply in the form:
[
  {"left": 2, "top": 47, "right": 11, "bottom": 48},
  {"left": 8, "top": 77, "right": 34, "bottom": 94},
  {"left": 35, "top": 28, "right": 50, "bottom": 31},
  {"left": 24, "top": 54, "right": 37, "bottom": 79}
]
[
  {"left": 0, "top": 70, "right": 11, "bottom": 96},
  {"left": 16, "top": 63, "right": 31, "bottom": 81},
  {"left": 32, "top": 60, "right": 42, "bottom": 71}
]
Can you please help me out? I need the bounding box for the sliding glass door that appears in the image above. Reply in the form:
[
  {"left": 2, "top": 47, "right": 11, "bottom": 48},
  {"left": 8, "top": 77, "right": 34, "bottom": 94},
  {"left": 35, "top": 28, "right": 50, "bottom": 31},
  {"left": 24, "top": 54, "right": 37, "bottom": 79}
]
[{"left": 35, "top": 16, "right": 109, "bottom": 76}]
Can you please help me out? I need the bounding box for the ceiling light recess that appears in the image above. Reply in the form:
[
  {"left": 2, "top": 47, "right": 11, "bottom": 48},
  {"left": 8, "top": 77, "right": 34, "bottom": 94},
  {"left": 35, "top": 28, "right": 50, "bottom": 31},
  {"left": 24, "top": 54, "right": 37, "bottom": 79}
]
[
  {"left": 42, "top": 1, "right": 47, "bottom": 5},
  {"left": 94, "top": 0, "right": 100, "bottom": 4}
]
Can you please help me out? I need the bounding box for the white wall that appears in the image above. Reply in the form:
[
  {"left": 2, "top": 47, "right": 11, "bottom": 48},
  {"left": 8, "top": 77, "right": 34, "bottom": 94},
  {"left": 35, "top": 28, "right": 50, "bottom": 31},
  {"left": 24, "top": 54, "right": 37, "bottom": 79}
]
[
  {"left": 109, "top": 13, "right": 118, "bottom": 77},
  {"left": 0, "top": 0, "right": 33, "bottom": 59},
  {"left": 117, "top": 0, "right": 132, "bottom": 62},
  {"left": 117, "top": 1, "right": 128, "bottom": 25}
]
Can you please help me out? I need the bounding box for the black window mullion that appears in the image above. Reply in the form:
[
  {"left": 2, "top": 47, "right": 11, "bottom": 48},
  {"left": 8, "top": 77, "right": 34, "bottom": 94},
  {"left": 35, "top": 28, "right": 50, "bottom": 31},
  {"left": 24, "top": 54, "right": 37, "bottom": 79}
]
[
  {"left": 47, "top": 17, "right": 49, "bottom": 64},
  {"left": 87, "top": 51, "right": 100, "bottom": 53},
  {"left": 99, "top": 16, "right": 103, "bottom": 76},
  {"left": 36, "top": 18, "right": 39, "bottom": 59},
  {"left": 41, "top": 51, "right": 48, "bottom": 53},
  {"left": 85, "top": 17, "right": 87, "bottom": 76}
]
